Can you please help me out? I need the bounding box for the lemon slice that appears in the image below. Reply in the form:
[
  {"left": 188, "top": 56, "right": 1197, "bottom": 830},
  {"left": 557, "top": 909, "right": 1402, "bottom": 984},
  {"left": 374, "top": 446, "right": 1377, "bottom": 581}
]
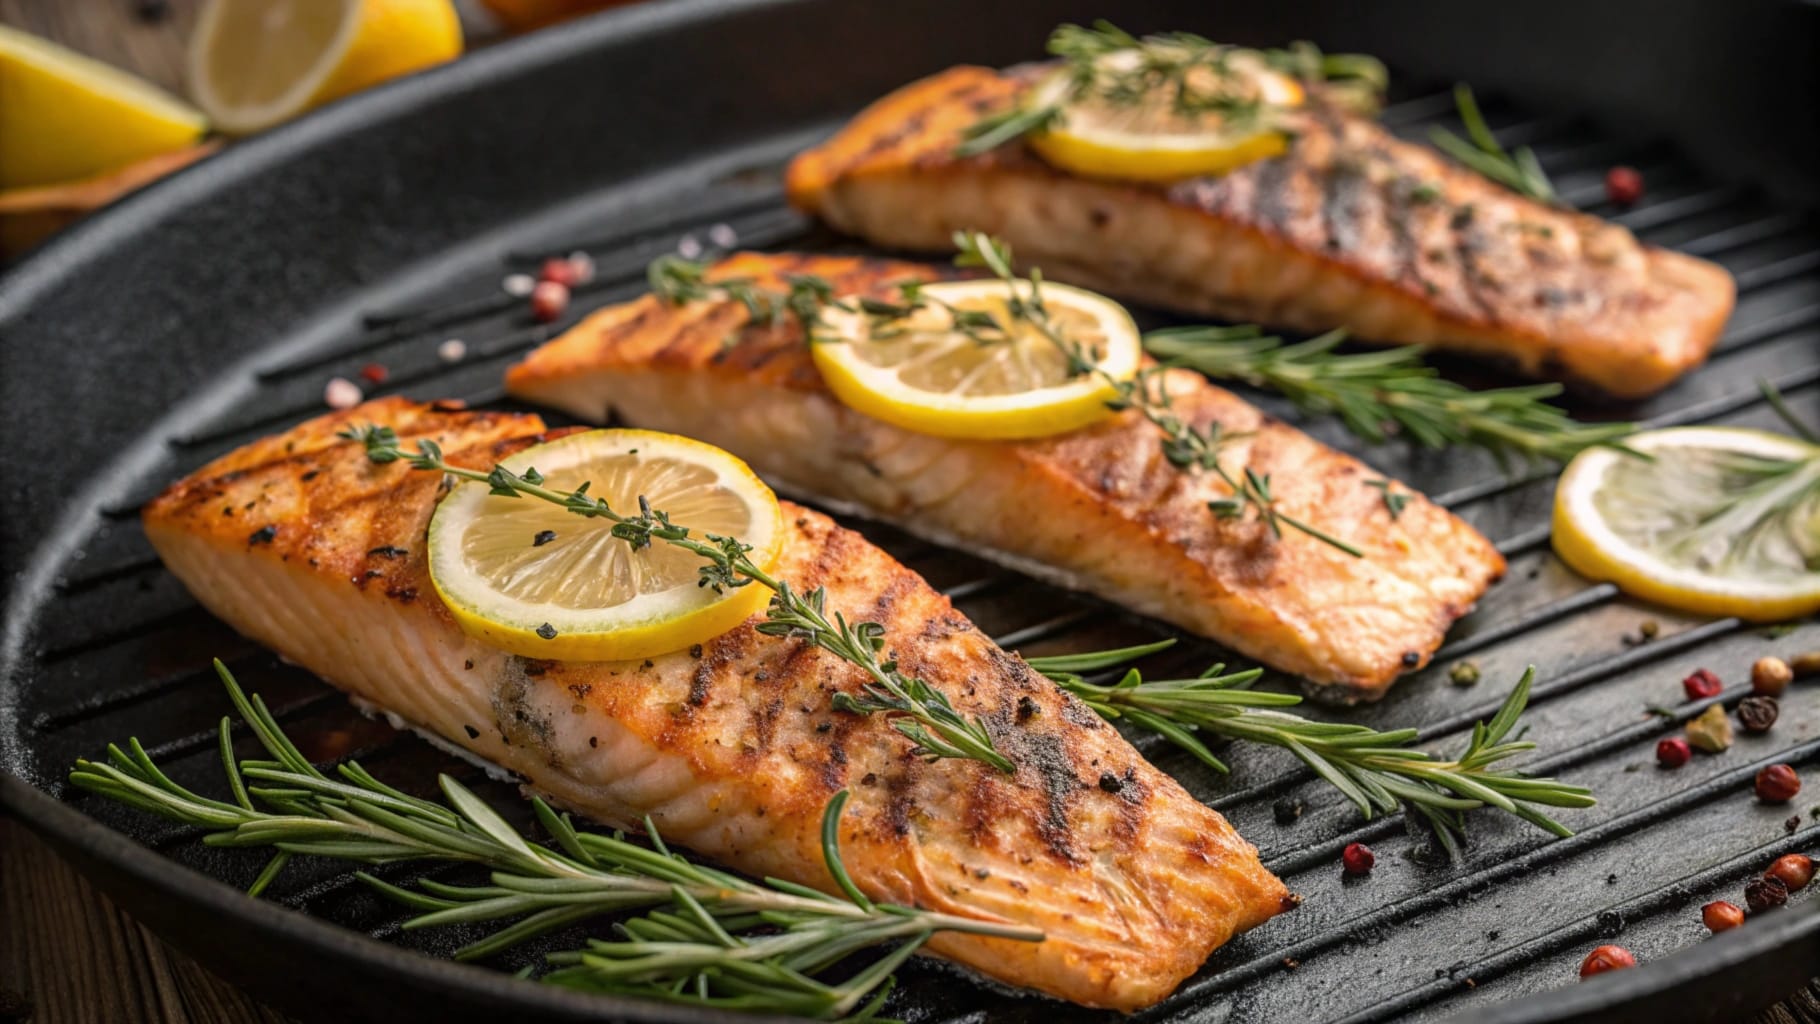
[
  {"left": 0, "top": 25, "right": 207, "bottom": 190},
  {"left": 428, "top": 430, "right": 784, "bottom": 661},
  {"left": 1553, "top": 427, "right": 1820, "bottom": 621},
  {"left": 810, "top": 279, "right": 1141, "bottom": 440},
  {"left": 1028, "top": 48, "right": 1305, "bottom": 183},
  {"left": 188, "top": 0, "right": 462, "bottom": 135}
]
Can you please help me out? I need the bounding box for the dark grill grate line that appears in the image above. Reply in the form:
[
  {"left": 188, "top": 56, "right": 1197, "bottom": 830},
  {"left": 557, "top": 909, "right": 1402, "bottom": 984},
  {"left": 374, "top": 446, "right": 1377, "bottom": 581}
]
[
  {"left": 1714, "top": 302, "right": 1820, "bottom": 355},
  {"left": 54, "top": 552, "right": 164, "bottom": 595},
  {"left": 1431, "top": 584, "right": 1618, "bottom": 663},
  {"left": 991, "top": 610, "right": 1096, "bottom": 649},
  {"left": 1173, "top": 740, "right": 1819, "bottom": 1012},
  {"left": 1492, "top": 524, "right": 1553, "bottom": 558},
  {"left": 1331, "top": 826, "right": 1820, "bottom": 1023},
  {"left": 1679, "top": 212, "right": 1811, "bottom": 258},
  {"left": 31, "top": 653, "right": 265, "bottom": 735},
  {"left": 1734, "top": 248, "right": 1820, "bottom": 292},
  {"left": 1609, "top": 184, "right": 1750, "bottom": 231}
]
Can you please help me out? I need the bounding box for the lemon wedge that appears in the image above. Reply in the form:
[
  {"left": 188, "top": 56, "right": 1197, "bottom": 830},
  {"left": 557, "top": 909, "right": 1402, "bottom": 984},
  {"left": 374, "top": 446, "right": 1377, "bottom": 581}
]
[
  {"left": 428, "top": 429, "right": 783, "bottom": 661},
  {"left": 0, "top": 25, "right": 207, "bottom": 190},
  {"left": 188, "top": 0, "right": 462, "bottom": 135},
  {"left": 1028, "top": 48, "right": 1305, "bottom": 183},
  {"left": 1553, "top": 426, "right": 1820, "bottom": 621},
  {"left": 810, "top": 279, "right": 1141, "bottom": 440}
]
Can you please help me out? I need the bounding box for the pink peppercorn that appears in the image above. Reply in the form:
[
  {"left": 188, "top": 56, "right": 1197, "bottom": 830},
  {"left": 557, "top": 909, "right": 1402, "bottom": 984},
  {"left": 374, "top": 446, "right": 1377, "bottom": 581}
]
[
  {"left": 1342, "top": 842, "right": 1375, "bottom": 876},
  {"left": 358, "top": 363, "right": 388, "bottom": 384},
  {"left": 1605, "top": 166, "right": 1644, "bottom": 206},
  {"left": 539, "top": 257, "right": 581, "bottom": 287},
  {"left": 531, "top": 281, "right": 570, "bottom": 323},
  {"left": 1655, "top": 737, "right": 1691, "bottom": 769},
  {"left": 1683, "top": 668, "right": 1723, "bottom": 701}
]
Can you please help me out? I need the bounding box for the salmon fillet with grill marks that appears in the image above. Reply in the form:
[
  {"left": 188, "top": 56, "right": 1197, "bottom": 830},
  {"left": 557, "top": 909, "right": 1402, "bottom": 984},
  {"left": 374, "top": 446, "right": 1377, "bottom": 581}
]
[
  {"left": 784, "top": 66, "right": 1736, "bottom": 399},
  {"left": 504, "top": 254, "right": 1506, "bottom": 700},
  {"left": 142, "top": 397, "right": 1294, "bottom": 1012}
]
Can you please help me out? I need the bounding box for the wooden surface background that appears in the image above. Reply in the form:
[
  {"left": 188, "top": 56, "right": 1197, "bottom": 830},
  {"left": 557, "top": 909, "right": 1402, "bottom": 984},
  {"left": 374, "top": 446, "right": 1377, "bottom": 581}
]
[{"left": 1, "top": 2, "right": 1817, "bottom": 1024}]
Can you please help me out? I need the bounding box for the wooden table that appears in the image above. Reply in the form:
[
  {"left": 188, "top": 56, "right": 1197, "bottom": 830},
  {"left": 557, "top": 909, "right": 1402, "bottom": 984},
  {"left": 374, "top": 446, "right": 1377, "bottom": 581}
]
[{"left": 1, "top": 3, "right": 1817, "bottom": 1023}]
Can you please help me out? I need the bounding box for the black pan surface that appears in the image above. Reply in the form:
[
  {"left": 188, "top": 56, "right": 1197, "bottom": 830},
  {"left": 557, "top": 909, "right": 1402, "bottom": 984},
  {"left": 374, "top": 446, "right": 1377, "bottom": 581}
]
[{"left": 2, "top": 1, "right": 1817, "bottom": 1022}]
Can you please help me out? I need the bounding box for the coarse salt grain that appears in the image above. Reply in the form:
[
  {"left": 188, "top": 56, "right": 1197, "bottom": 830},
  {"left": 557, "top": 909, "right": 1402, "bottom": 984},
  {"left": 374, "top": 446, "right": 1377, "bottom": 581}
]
[
  {"left": 707, "top": 223, "right": 737, "bottom": 248},
  {"left": 502, "top": 273, "right": 535, "bottom": 297},
  {"left": 438, "top": 338, "right": 467, "bottom": 362},
  {"left": 568, "top": 251, "right": 596, "bottom": 282},
  {"left": 324, "top": 377, "right": 362, "bottom": 410},
  {"left": 677, "top": 235, "right": 702, "bottom": 259}
]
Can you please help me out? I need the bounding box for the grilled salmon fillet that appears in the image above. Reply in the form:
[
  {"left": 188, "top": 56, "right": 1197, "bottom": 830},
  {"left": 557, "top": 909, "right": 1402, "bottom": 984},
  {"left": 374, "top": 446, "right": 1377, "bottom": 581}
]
[
  {"left": 785, "top": 66, "right": 1736, "bottom": 399},
  {"left": 505, "top": 254, "right": 1505, "bottom": 699},
  {"left": 142, "top": 397, "right": 1293, "bottom": 1011}
]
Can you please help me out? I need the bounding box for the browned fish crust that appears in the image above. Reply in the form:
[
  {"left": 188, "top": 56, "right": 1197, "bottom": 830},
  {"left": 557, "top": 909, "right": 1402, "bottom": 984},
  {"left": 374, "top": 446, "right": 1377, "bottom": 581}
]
[
  {"left": 142, "top": 397, "right": 1294, "bottom": 1011},
  {"left": 784, "top": 66, "right": 1736, "bottom": 399},
  {"left": 506, "top": 255, "right": 1506, "bottom": 699}
]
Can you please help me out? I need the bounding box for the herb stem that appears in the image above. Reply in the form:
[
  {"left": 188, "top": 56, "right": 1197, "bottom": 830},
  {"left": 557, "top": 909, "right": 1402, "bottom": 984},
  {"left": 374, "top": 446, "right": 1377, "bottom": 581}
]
[
  {"left": 71, "top": 662, "right": 1038, "bottom": 1018},
  {"left": 342, "top": 426, "right": 1012, "bottom": 773},
  {"left": 1029, "top": 645, "right": 1594, "bottom": 857},
  {"left": 1144, "top": 325, "right": 1635, "bottom": 466}
]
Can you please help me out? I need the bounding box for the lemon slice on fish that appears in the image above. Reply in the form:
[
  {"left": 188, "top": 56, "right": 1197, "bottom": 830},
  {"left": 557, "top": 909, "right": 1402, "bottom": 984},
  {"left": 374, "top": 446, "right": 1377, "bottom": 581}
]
[
  {"left": 810, "top": 279, "right": 1141, "bottom": 440},
  {"left": 1027, "top": 48, "right": 1305, "bottom": 183},
  {"left": 1552, "top": 426, "right": 1820, "bottom": 621},
  {"left": 428, "top": 429, "right": 783, "bottom": 661}
]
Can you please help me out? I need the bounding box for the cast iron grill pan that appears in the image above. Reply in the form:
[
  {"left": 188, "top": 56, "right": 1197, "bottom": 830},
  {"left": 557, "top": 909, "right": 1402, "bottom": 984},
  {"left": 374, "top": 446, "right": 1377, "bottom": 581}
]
[{"left": 1, "top": 1, "right": 1816, "bottom": 1022}]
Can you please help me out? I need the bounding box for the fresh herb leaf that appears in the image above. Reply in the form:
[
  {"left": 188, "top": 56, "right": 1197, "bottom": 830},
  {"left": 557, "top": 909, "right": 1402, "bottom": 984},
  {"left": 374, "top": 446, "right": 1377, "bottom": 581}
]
[{"left": 71, "top": 662, "right": 1039, "bottom": 1017}]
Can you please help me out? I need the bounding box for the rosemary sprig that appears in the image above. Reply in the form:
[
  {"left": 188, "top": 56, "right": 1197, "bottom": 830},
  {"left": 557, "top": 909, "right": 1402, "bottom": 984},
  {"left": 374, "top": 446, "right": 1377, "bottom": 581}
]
[
  {"left": 70, "top": 662, "right": 1038, "bottom": 1018},
  {"left": 1430, "top": 84, "right": 1558, "bottom": 204},
  {"left": 1030, "top": 643, "right": 1595, "bottom": 857},
  {"left": 342, "top": 426, "right": 1011, "bottom": 773},
  {"left": 1144, "top": 324, "right": 1635, "bottom": 466},
  {"left": 947, "top": 231, "right": 1364, "bottom": 557},
  {"left": 957, "top": 22, "right": 1385, "bottom": 158}
]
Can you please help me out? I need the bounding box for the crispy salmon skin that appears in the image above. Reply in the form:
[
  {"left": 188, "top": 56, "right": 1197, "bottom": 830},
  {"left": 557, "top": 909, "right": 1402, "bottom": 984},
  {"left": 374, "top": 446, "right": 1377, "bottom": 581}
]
[
  {"left": 785, "top": 66, "right": 1735, "bottom": 399},
  {"left": 505, "top": 254, "right": 1506, "bottom": 699},
  {"left": 142, "top": 397, "right": 1293, "bottom": 1011}
]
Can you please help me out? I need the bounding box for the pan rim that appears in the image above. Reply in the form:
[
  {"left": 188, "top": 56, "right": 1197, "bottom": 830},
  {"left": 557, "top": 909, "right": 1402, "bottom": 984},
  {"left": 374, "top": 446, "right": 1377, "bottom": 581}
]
[{"left": 1, "top": 0, "right": 1816, "bottom": 1020}]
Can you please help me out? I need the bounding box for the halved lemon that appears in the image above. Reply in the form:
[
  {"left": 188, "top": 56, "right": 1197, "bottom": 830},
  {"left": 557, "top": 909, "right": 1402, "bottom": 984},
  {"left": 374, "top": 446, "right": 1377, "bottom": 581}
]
[
  {"left": 810, "top": 279, "right": 1141, "bottom": 440},
  {"left": 188, "top": 0, "right": 462, "bottom": 135},
  {"left": 428, "top": 430, "right": 784, "bottom": 661},
  {"left": 1553, "top": 426, "right": 1820, "bottom": 621},
  {"left": 0, "top": 25, "right": 207, "bottom": 190},
  {"left": 1027, "top": 49, "right": 1305, "bottom": 183}
]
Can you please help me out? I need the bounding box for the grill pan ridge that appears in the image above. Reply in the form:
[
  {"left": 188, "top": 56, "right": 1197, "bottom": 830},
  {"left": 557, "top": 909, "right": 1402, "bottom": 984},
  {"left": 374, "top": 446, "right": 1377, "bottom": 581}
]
[{"left": 1, "top": 1, "right": 1817, "bottom": 1022}]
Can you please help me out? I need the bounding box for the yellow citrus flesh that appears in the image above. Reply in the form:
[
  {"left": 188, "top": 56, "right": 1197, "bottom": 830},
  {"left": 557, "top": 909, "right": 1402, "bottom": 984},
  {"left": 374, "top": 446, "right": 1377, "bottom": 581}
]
[
  {"left": 188, "top": 0, "right": 462, "bottom": 135},
  {"left": 428, "top": 430, "right": 784, "bottom": 661},
  {"left": 809, "top": 280, "right": 1142, "bottom": 440},
  {"left": 0, "top": 25, "right": 207, "bottom": 190},
  {"left": 1552, "top": 427, "right": 1820, "bottom": 621},
  {"left": 1028, "top": 51, "right": 1305, "bottom": 184}
]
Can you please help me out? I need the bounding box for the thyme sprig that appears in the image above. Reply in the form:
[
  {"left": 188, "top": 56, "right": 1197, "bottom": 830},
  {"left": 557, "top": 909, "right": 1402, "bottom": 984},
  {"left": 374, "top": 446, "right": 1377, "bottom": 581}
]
[
  {"left": 69, "top": 662, "right": 1038, "bottom": 1018},
  {"left": 1144, "top": 324, "right": 1635, "bottom": 466},
  {"left": 648, "top": 255, "right": 842, "bottom": 333},
  {"left": 1430, "top": 84, "right": 1558, "bottom": 204},
  {"left": 1029, "top": 643, "right": 1594, "bottom": 857},
  {"left": 957, "top": 22, "right": 1386, "bottom": 158},
  {"left": 342, "top": 425, "right": 1011, "bottom": 773},
  {"left": 948, "top": 231, "right": 1365, "bottom": 557}
]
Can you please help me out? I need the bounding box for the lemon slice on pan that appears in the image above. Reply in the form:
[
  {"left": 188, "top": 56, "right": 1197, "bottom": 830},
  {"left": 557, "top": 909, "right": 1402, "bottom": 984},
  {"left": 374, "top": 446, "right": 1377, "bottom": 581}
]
[
  {"left": 1553, "top": 426, "right": 1820, "bottom": 621},
  {"left": 810, "top": 279, "right": 1141, "bottom": 440},
  {"left": 428, "top": 430, "right": 783, "bottom": 661},
  {"left": 1027, "top": 49, "right": 1305, "bottom": 183}
]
